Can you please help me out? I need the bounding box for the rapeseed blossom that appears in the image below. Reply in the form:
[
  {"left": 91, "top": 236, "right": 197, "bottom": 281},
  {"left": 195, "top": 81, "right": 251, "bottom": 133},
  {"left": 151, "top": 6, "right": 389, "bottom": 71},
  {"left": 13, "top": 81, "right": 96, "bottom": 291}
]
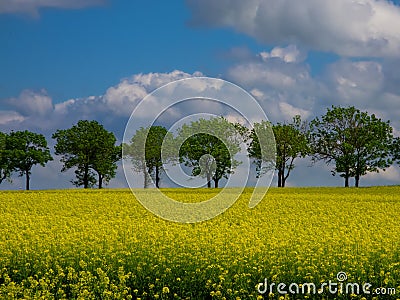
[{"left": 0, "top": 187, "right": 398, "bottom": 299}]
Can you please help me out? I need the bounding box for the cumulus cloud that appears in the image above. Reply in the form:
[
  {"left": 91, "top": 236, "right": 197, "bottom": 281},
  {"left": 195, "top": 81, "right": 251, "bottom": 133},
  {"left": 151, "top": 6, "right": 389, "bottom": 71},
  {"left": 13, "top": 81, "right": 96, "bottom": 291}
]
[
  {"left": 259, "top": 45, "right": 306, "bottom": 63},
  {"left": 318, "top": 59, "right": 400, "bottom": 133},
  {"left": 279, "top": 102, "right": 311, "bottom": 120},
  {"left": 225, "top": 48, "right": 400, "bottom": 135},
  {"left": 103, "top": 70, "right": 202, "bottom": 116},
  {"left": 324, "top": 60, "right": 384, "bottom": 105},
  {"left": 227, "top": 50, "right": 317, "bottom": 122},
  {"left": 0, "top": 0, "right": 105, "bottom": 17},
  {"left": 0, "top": 70, "right": 203, "bottom": 134},
  {"left": 0, "top": 111, "right": 25, "bottom": 125},
  {"left": 363, "top": 166, "right": 400, "bottom": 183},
  {"left": 8, "top": 89, "right": 53, "bottom": 117},
  {"left": 187, "top": 0, "right": 400, "bottom": 57}
]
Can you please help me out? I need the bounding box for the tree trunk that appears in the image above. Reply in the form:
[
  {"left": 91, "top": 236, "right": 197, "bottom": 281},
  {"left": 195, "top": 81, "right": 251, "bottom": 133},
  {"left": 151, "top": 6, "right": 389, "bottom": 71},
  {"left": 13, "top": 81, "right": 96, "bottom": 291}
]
[
  {"left": 25, "top": 169, "right": 30, "bottom": 191},
  {"left": 355, "top": 174, "right": 360, "bottom": 188},
  {"left": 206, "top": 172, "right": 211, "bottom": 188},
  {"left": 143, "top": 164, "right": 148, "bottom": 188},
  {"left": 155, "top": 165, "right": 160, "bottom": 188},
  {"left": 344, "top": 174, "right": 349, "bottom": 188},
  {"left": 277, "top": 169, "right": 282, "bottom": 187},
  {"left": 282, "top": 175, "right": 286, "bottom": 188},
  {"left": 84, "top": 164, "right": 89, "bottom": 189},
  {"left": 214, "top": 178, "right": 219, "bottom": 188},
  {"left": 281, "top": 164, "right": 286, "bottom": 188},
  {"left": 98, "top": 173, "right": 103, "bottom": 189}
]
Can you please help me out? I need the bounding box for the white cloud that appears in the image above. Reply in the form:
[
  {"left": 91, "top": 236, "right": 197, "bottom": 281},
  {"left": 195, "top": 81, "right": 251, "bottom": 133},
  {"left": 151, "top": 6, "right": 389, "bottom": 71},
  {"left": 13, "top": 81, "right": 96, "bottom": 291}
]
[
  {"left": 227, "top": 52, "right": 317, "bottom": 122},
  {"left": 279, "top": 102, "right": 311, "bottom": 121},
  {"left": 259, "top": 45, "right": 306, "bottom": 63},
  {"left": 54, "top": 99, "right": 76, "bottom": 114},
  {"left": 250, "top": 88, "right": 264, "bottom": 99},
  {"left": 0, "top": 111, "right": 25, "bottom": 125},
  {"left": 229, "top": 62, "right": 298, "bottom": 90},
  {"left": 363, "top": 166, "right": 400, "bottom": 182},
  {"left": 103, "top": 81, "right": 148, "bottom": 116},
  {"left": 187, "top": 0, "right": 400, "bottom": 57},
  {"left": 226, "top": 48, "right": 400, "bottom": 132},
  {"left": 0, "top": 0, "right": 105, "bottom": 17},
  {"left": 319, "top": 59, "right": 400, "bottom": 132},
  {"left": 131, "top": 70, "right": 203, "bottom": 90},
  {"left": 0, "top": 70, "right": 205, "bottom": 134},
  {"left": 324, "top": 60, "right": 384, "bottom": 105},
  {"left": 8, "top": 89, "right": 53, "bottom": 116},
  {"left": 103, "top": 70, "right": 203, "bottom": 116}
]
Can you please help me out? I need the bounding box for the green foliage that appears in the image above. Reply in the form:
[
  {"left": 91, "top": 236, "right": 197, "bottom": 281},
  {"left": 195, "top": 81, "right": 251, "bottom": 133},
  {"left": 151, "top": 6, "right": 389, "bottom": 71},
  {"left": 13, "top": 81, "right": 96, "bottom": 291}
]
[
  {"left": 392, "top": 137, "right": 400, "bottom": 165},
  {"left": 310, "top": 106, "right": 394, "bottom": 187},
  {"left": 178, "top": 117, "right": 243, "bottom": 188},
  {"left": 247, "top": 121, "right": 276, "bottom": 178},
  {"left": 249, "top": 117, "right": 308, "bottom": 188},
  {"left": 0, "top": 132, "right": 13, "bottom": 184},
  {"left": 5, "top": 130, "right": 53, "bottom": 190},
  {"left": 124, "top": 125, "right": 173, "bottom": 188},
  {"left": 52, "top": 120, "right": 121, "bottom": 188},
  {"left": 72, "top": 166, "right": 98, "bottom": 188}
]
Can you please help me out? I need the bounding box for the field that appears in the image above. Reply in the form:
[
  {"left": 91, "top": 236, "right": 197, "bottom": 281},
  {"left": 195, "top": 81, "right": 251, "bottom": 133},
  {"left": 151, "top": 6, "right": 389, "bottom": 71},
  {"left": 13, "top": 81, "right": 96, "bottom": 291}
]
[{"left": 0, "top": 187, "right": 399, "bottom": 299}]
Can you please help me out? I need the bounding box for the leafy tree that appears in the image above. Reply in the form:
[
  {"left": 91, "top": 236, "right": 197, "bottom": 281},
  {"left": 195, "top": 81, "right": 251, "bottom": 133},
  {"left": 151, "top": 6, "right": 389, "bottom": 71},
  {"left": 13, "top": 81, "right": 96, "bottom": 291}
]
[
  {"left": 124, "top": 127, "right": 149, "bottom": 188},
  {"left": 248, "top": 116, "right": 308, "bottom": 187},
  {"left": 178, "top": 117, "right": 242, "bottom": 188},
  {"left": 52, "top": 120, "right": 121, "bottom": 188},
  {"left": 124, "top": 126, "right": 173, "bottom": 188},
  {"left": 0, "top": 132, "right": 13, "bottom": 184},
  {"left": 7, "top": 130, "right": 52, "bottom": 190},
  {"left": 392, "top": 137, "right": 400, "bottom": 166},
  {"left": 247, "top": 121, "right": 276, "bottom": 179},
  {"left": 72, "top": 165, "right": 97, "bottom": 188},
  {"left": 310, "top": 106, "right": 393, "bottom": 187},
  {"left": 92, "top": 140, "right": 122, "bottom": 189}
]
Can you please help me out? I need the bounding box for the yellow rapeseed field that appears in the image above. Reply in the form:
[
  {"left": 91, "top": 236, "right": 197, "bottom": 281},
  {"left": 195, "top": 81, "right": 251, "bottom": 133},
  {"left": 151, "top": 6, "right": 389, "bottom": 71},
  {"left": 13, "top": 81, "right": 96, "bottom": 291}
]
[{"left": 0, "top": 187, "right": 399, "bottom": 299}]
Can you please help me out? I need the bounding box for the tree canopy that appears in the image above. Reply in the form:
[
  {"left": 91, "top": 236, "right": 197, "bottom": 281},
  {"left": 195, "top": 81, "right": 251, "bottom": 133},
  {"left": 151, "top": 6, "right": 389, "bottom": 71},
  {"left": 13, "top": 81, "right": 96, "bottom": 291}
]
[
  {"left": 248, "top": 116, "right": 308, "bottom": 187},
  {"left": 391, "top": 137, "right": 400, "bottom": 167},
  {"left": 52, "top": 120, "right": 121, "bottom": 188},
  {"left": 310, "top": 106, "right": 393, "bottom": 187},
  {"left": 247, "top": 121, "right": 276, "bottom": 179},
  {"left": 6, "top": 130, "right": 53, "bottom": 190},
  {"left": 0, "top": 132, "right": 12, "bottom": 185},
  {"left": 178, "top": 117, "right": 243, "bottom": 188},
  {"left": 124, "top": 125, "right": 173, "bottom": 188}
]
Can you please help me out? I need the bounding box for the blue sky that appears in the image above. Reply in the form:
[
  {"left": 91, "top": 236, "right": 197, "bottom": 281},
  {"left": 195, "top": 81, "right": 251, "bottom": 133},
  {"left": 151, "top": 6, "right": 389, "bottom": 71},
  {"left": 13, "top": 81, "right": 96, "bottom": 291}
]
[
  {"left": 1, "top": 1, "right": 265, "bottom": 100},
  {"left": 1, "top": 0, "right": 400, "bottom": 189}
]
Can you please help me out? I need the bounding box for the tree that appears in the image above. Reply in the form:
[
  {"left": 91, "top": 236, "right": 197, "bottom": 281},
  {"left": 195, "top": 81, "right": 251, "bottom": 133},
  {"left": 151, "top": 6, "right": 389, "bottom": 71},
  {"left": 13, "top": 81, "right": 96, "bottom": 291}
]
[
  {"left": 124, "top": 126, "right": 173, "bottom": 188},
  {"left": 0, "top": 132, "right": 13, "bottom": 184},
  {"left": 52, "top": 120, "right": 121, "bottom": 188},
  {"left": 6, "top": 130, "right": 52, "bottom": 190},
  {"left": 247, "top": 121, "right": 276, "bottom": 180},
  {"left": 92, "top": 141, "right": 122, "bottom": 189},
  {"left": 248, "top": 116, "right": 308, "bottom": 187},
  {"left": 178, "top": 117, "right": 242, "bottom": 188},
  {"left": 72, "top": 165, "right": 97, "bottom": 188},
  {"left": 392, "top": 137, "right": 400, "bottom": 167},
  {"left": 310, "top": 106, "right": 393, "bottom": 187}
]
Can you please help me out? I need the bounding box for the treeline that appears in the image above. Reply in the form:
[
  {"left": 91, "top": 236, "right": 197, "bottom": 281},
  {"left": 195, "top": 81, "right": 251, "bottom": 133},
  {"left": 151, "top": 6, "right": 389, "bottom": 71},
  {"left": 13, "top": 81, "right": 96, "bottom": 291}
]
[
  {"left": 1, "top": 106, "right": 400, "bottom": 190},
  {"left": 0, "top": 120, "right": 121, "bottom": 190}
]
